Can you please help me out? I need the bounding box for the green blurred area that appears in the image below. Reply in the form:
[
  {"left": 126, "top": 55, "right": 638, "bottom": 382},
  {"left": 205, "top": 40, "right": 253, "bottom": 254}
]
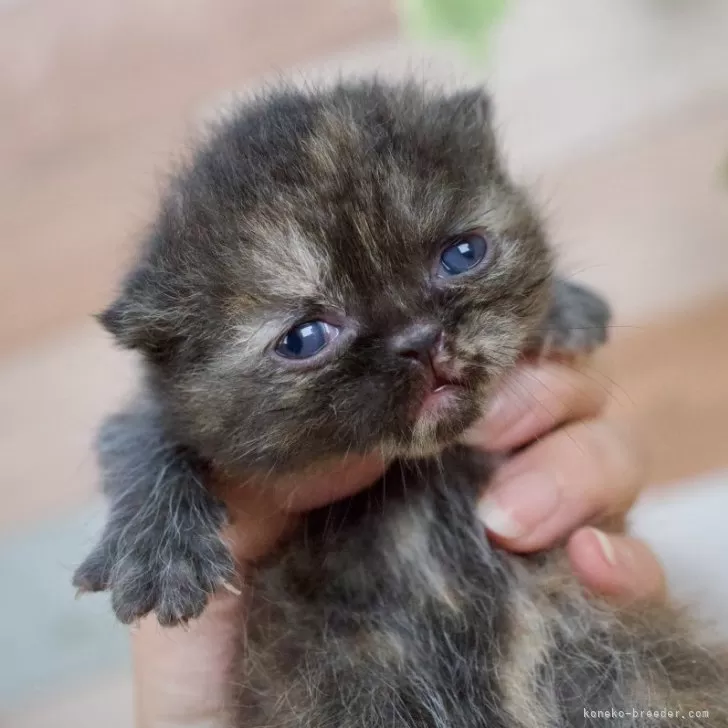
[{"left": 399, "top": 0, "right": 508, "bottom": 55}]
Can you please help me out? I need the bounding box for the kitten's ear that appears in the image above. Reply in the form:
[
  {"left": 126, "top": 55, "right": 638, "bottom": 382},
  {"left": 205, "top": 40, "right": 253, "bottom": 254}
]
[
  {"left": 447, "top": 87, "right": 492, "bottom": 130},
  {"left": 97, "top": 265, "right": 171, "bottom": 358}
]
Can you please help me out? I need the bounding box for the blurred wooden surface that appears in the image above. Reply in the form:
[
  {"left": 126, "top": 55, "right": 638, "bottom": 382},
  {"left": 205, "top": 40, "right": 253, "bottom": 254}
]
[
  {"left": 606, "top": 295, "right": 728, "bottom": 489},
  {"left": 605, "top": 297, "right": 728, "bottom": 485}
]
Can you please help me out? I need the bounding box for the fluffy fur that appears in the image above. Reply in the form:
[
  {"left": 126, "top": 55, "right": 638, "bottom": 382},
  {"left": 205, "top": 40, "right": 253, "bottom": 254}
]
[
  {"left": 238, "top": 450, "right": 728, "bottom": 728},
  {"left": 74, "top": 80, "right": 728, "bottom": 724}
]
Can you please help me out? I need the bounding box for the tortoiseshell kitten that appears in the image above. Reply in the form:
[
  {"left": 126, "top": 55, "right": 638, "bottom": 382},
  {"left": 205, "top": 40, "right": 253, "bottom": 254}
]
[{"left": 75, "top": 81, "right": 728, "bottom": 726}]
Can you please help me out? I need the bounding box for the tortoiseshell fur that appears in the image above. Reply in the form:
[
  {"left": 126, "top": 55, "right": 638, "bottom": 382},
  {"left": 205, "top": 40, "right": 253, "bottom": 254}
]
[{"left": 74, "top": 81, "right": 728, "bottom": 726}]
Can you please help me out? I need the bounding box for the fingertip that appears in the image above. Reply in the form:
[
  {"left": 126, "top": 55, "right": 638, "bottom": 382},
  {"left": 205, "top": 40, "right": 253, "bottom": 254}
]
[
  {"left": 567, "top": 528, "right": 666, "bottom": 602},
  {"left": 567, "top": 528, "right": 619, "bottom": 590},
  {"left": 476, "top": 473, "right": 563, "bottom": 552},
  {"left": 476, "top": 416, "right": 645, "bottom": 555}
]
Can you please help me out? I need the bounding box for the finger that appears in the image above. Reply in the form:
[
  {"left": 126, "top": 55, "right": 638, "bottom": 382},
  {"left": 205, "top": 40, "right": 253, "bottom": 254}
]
[
  {"left": 271, "top": 451, "right": 389, "bottom": 512},
  {"left": 133, "top": 590, "right": 242, "bottom": 728},
  {"left": 477, "top": 418, "right": 644, "bottom": 552},
  {"left": 216, "top": 451, "right": 388, "bottom": 555},
  {"left": 567, "top": 528, "right": 667, "bottom": 602},
  {"left": 463, "top": 361, "right": 610, "bottom": 453}
]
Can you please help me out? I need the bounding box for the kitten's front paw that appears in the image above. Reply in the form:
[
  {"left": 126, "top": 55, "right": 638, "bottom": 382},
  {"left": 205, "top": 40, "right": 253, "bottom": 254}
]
[
  {"left": 73, "top": 501, "right": 235, "bottom": 626},
  {"left": 537, "top": 279, "right": 611, "bottom": 357}
]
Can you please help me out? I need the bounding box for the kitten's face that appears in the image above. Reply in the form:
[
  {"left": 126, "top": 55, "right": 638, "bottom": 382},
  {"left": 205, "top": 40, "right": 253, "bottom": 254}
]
[{"left": 103, "top": 83, "right": 552, "bottom": 473}]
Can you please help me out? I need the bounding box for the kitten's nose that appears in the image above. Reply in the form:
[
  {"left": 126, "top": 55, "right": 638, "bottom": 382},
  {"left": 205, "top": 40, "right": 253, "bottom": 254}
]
[{"left": 390, "top": 322, "right": 443, "bottom": 365}]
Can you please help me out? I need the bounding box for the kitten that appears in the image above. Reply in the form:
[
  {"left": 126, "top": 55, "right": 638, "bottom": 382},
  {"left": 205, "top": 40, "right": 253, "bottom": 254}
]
[{"left": 75, "top": 81, "right": 728, "bottom": 726}]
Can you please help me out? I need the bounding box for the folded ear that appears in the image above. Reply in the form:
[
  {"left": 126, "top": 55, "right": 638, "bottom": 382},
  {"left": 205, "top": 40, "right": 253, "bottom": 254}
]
[
  {"left": 447, "top": 87, "right": 492, "bottom": 130},
  {"left": 97, "top": 263, "right": 172, "bottom": 359},
  {"left": 440, "top": 87, "right": 499, "bottom": 167}
]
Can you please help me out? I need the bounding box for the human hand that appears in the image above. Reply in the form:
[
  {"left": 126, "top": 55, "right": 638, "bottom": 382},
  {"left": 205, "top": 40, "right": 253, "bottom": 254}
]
[
  {"left": 464, "top": 360, "right": 664, "bottom": 601},
  {"left": 132, "top": 359, "right": 663, "bottom": 727}
]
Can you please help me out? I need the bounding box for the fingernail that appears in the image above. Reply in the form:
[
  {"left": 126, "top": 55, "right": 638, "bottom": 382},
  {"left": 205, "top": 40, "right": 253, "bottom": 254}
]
[
  {"left": 477, "top": 473, "right": 561, "bottom": 540},
  {"left": 589, "top": 528, "right": 618, "bottom": 566},
  {"left": 476, "top": 500, "right": 524, "bottom": 538}
]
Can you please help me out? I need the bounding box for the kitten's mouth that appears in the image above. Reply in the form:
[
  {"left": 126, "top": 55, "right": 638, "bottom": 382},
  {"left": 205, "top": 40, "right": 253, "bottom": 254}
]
[
  {"left": 406, "top": 351, "right": 476, "bottom": 426},
  {"left": 429, "top": 354, "right": 467, "bottom": 392},
  {"left": 418, "top": 368, "right": 468, "bottom": 417},
  {"left": 431, "top": 375, "right": 463, "bottom": 395},
  {"left": 403, "top": 357, "right": 483, "bottom": 453}
]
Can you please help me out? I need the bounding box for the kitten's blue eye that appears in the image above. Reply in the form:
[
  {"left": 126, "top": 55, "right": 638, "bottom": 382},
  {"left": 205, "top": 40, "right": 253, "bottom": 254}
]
[
  {"left": 438, "top": 233, "right": 488, "bottom": 277},
  {"left": 276, "top": 320, "right": 339, "bottom": 359}
]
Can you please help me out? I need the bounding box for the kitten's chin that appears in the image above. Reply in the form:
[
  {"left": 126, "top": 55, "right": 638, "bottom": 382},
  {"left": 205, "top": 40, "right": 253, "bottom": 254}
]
[
  {"left": 418, "top": 384, "right": 465, "bottom": 419},
  {"left": 396, "top": 386, "right": 483, "bottom": 459}
]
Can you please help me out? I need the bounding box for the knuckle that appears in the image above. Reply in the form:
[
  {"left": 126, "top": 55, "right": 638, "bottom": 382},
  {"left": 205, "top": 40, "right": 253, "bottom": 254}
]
[
  {"left": 582, "top": 370, "right": 611, "bottom": 413},
  {"left": 543, "top": 363, "right": 610, "bottom": 421},
  {"left": 602, "top": 419, "right": 647, "bottom": 493},
  {"left": 570, "top": 419, "right": 646, "bottom": 509}
]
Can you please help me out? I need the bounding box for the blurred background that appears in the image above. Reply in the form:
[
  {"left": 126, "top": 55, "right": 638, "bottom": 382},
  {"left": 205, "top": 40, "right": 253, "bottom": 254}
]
[{"left": 1, "top": 0, "right": 728, "bottom": 725}]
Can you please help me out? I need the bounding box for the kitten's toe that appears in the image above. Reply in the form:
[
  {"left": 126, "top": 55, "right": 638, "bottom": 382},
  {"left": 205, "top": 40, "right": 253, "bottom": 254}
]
[
  {"left": 191, "top": 538, "right": 238, "bottom": 594},
  {"left": 109, "top": 557, "right": 160, "bottom": 624},
  {"left": 73, "top": 538, "right": 116, "bottom": 593},
  {"left": 155, "top": 560, "right": 210, "bottom": 626},
  {"left": 108, "top": 536, "right": 236, "bottom": 626}
]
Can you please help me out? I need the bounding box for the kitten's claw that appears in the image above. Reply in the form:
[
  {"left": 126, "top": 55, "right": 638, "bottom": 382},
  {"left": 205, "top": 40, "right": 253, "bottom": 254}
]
[{"left": 222, "top": 580, "right": 243, "bottom": 596}]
